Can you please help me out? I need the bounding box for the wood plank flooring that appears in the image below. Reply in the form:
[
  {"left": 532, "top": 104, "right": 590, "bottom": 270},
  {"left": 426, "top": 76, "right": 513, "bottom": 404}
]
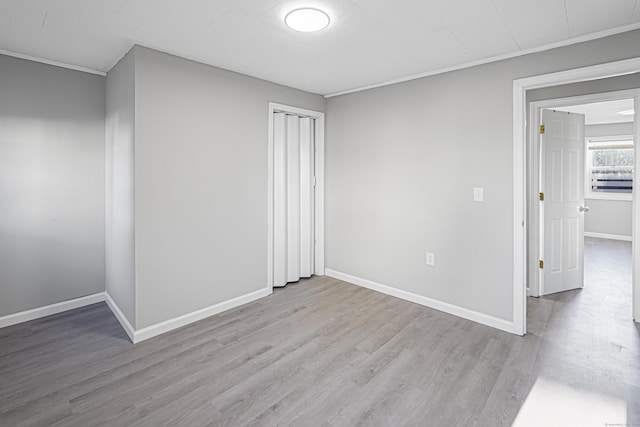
[{"left": 1, "top": 237, "right": 638, "bottom": 426}]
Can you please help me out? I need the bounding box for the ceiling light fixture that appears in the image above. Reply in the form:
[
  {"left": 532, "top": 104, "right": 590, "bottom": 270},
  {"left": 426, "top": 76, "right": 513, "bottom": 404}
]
[
  {"left": 618, "top": 109, "right": 635, "bottom": 115},
  {"left": 285, "top": 8, "right": 330, "bottom": 32}
]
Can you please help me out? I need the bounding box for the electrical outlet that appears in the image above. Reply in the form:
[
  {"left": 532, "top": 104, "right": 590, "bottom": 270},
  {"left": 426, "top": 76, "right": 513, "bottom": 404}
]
[{"left": 426, "top": 252, "right": 435, "bottom": 266}]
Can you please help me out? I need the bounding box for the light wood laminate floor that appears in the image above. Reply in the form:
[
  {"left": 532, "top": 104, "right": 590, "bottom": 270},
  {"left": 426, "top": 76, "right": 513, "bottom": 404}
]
[{"left": 1, "top": 237, "right": 638, "bottom": 426}]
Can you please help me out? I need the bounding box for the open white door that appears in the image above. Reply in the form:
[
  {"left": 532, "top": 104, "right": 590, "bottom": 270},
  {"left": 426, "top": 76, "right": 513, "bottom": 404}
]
[{"left": 540, "top": 109, "right": 587, "bottom": 295}]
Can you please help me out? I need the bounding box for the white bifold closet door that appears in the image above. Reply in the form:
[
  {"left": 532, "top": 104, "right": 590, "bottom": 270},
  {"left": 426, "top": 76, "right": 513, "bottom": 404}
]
[{"left": 273, "top": 112, "right": 315, "bottom": 287}]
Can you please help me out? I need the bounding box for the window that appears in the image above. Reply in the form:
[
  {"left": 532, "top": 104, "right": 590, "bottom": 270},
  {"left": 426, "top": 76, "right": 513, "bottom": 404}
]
[{"left": 586, "top": 136, "right": 634, "bottom": 199}]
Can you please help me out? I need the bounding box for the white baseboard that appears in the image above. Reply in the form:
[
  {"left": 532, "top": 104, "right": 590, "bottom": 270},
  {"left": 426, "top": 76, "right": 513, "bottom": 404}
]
[
  {"left": 325, "top": 269, "right": 516, "bottom": 334},
  {"left": 104, "top": 293, "right": 136, "bottom": 342},
  {"left": 0, "top": 286, "right": 272, "bottom": 344},
  {"left": 584, "top": 232, "right": 632, "bottom": 241},
  {"left": 129, "top": 287, "right": 272, "bottom": 344},
  {"left": 0, "top": 293, "right": 105, "bottom": 329}
]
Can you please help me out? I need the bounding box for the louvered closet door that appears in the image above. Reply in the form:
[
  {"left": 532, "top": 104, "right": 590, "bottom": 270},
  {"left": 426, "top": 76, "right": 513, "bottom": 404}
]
[{"left": 273, "top": 112, "right": 315, "bottom": 287}]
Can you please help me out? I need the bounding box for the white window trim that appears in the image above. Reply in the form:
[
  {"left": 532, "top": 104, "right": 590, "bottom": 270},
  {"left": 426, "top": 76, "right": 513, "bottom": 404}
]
[{"left": 585, "top": 135, "right": 634, "bottom": 201}]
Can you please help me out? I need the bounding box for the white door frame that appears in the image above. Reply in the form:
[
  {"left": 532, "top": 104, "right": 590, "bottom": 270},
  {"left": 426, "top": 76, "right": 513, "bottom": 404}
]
[
  {"left": 267, "top": 102, "right": 325, "bottom": 290},
  {"left": 528, "top": 89, "right": 640, "bottom": 298},
  {"left": 513, "top": 57, "right": 640, "bottom": 335}
]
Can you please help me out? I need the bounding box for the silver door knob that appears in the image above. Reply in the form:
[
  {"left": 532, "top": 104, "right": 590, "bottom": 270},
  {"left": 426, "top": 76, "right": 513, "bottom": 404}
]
[{"left": 578, "top": 205, "right": 590, "bottom": 213}]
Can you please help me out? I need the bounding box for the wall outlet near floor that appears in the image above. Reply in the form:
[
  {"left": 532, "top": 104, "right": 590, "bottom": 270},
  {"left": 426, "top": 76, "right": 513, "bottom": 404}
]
[{"left": 426, "top": 252, "right": 435, "bottom": 266}]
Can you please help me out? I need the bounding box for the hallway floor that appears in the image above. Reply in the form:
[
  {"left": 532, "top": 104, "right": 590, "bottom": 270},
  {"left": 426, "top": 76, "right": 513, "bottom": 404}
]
[{"left": 521, "top": 237, "right": 639, "bottom": 426}]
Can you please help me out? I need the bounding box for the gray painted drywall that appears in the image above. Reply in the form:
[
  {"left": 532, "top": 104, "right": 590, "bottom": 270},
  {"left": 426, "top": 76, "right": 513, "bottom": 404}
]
[
  {"left": 586, "top": 122, "right": 634, "bottom": 138},
  {"left": 584, "top": 123, "right": 634, "bottom": 237},
  {"left": 584, "top": 199, "right": 632, "bottom": 237},
  {"left": 325, "top": 29, "right": 640, "bottom": 322},
  {"left": 0, "top": 54, "right": 105, "bottom": 316},
  {"left": 133, "top": 47, "right": 325, "bottom": 328},
  {"left": 106, "top": 49, "right": 136, "bottom": 327},
  {"left": 527, "top": 73, "right": 640, "bottom": 103}
]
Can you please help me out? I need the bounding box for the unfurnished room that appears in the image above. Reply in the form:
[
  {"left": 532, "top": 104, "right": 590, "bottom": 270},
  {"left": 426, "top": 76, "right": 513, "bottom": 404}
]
[{"left": 1, "top": 1, "right": 640, "bottom": 426}]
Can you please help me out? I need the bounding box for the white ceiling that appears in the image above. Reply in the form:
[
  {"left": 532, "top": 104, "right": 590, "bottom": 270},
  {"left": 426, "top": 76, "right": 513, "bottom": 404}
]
[
  {"left": 552, "top": 99, "right": 635, "bottom": 125},
  {"left": 1, "top": 0, "right": 640, "bottom": 96}
]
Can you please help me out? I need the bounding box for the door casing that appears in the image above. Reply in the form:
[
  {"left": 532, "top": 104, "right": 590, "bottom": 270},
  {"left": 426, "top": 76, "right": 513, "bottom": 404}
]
[{"left": 514, "top": 59, "right": 640, "bottom": 335}]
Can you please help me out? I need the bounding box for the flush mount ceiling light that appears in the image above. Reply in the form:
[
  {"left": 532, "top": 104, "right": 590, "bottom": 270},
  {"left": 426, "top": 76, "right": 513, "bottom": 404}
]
[
  {"left": 618, "top": 109, "right": 635, "bottom": 115},
  {"left": 285, "top": 8, "right": 330, "bottom": 32}
]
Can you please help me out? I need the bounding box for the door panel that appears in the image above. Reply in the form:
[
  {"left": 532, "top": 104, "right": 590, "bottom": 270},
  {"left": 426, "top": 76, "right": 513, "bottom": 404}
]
[
  {"left": 550, "top": 219, "right": 562, "bottom": 273},
  {"left": 568, "top": 218, "right": 579, "bottom": 271},
  {"left": 286, "top": 115, "right": 301, "bottom": 283},
  {"left": 550, "top": 149, "right": 563, "bottom": 201},
  {"left": 299, "top": 117, "right": 314, "bottom": 278},
  {"left": 541, "top": 109, "right": 586, "bottom": 295},
  {"left": 568, "top": 150, "right": 579, "bottom": 201}
]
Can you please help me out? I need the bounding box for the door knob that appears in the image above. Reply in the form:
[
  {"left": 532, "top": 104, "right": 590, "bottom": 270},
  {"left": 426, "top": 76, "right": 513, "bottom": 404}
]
[{"left": 578, "top": 205, "right": 590, "bottom": 213}]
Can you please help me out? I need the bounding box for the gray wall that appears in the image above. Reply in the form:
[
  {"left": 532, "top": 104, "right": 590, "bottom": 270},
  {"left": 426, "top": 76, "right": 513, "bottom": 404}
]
[
  {"left": 133, "top": 47, "right": 325, "bottom": 328},
  {"left": 106, "top": 49, "right": 136, "bottom": 327},
  {"left": 527, "top": 73, "right": 640, "bottom": 103},
  {"left": 584, "top": 123, "right": 634, "bottom": 237},
  {"left": 325, "top": 29, "right": 640, "bottom": 322},
  {"left": 584, "top": 199, "right": 632, "bottom": 237},
  {"left": 0, "top": 54, "right": 105, "bottom": 316},
  {"left": 586, "top": 122, "right": 634, "bottom": 138}
]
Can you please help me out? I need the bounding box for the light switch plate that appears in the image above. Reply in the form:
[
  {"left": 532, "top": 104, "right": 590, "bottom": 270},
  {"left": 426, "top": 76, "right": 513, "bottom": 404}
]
[
  {"left": 426, "top": 252, "right": 435, "bottom": 266},
  {"left": 473, "top": 187, "right": 484, "bottom": 202}
]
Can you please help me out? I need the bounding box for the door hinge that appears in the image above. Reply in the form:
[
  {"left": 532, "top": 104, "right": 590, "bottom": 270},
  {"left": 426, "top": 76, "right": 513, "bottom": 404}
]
[
  {"left": 540, "top": 125, "right": 545, "bottom": 134},
  {"left": 313, "top": 176, "right": 316, "bottom": 187},
  {"left": 539, "top": 260, "right": 544, "bottom": 269},
  {"left": 539, "top": 192, "right": 544, "bottom": 201}
]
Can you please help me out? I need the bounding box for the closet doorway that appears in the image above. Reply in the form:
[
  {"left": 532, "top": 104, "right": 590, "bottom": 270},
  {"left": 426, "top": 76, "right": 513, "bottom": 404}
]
[{"left": 267, "top": 103, "right": 325, "bottom": 289}]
